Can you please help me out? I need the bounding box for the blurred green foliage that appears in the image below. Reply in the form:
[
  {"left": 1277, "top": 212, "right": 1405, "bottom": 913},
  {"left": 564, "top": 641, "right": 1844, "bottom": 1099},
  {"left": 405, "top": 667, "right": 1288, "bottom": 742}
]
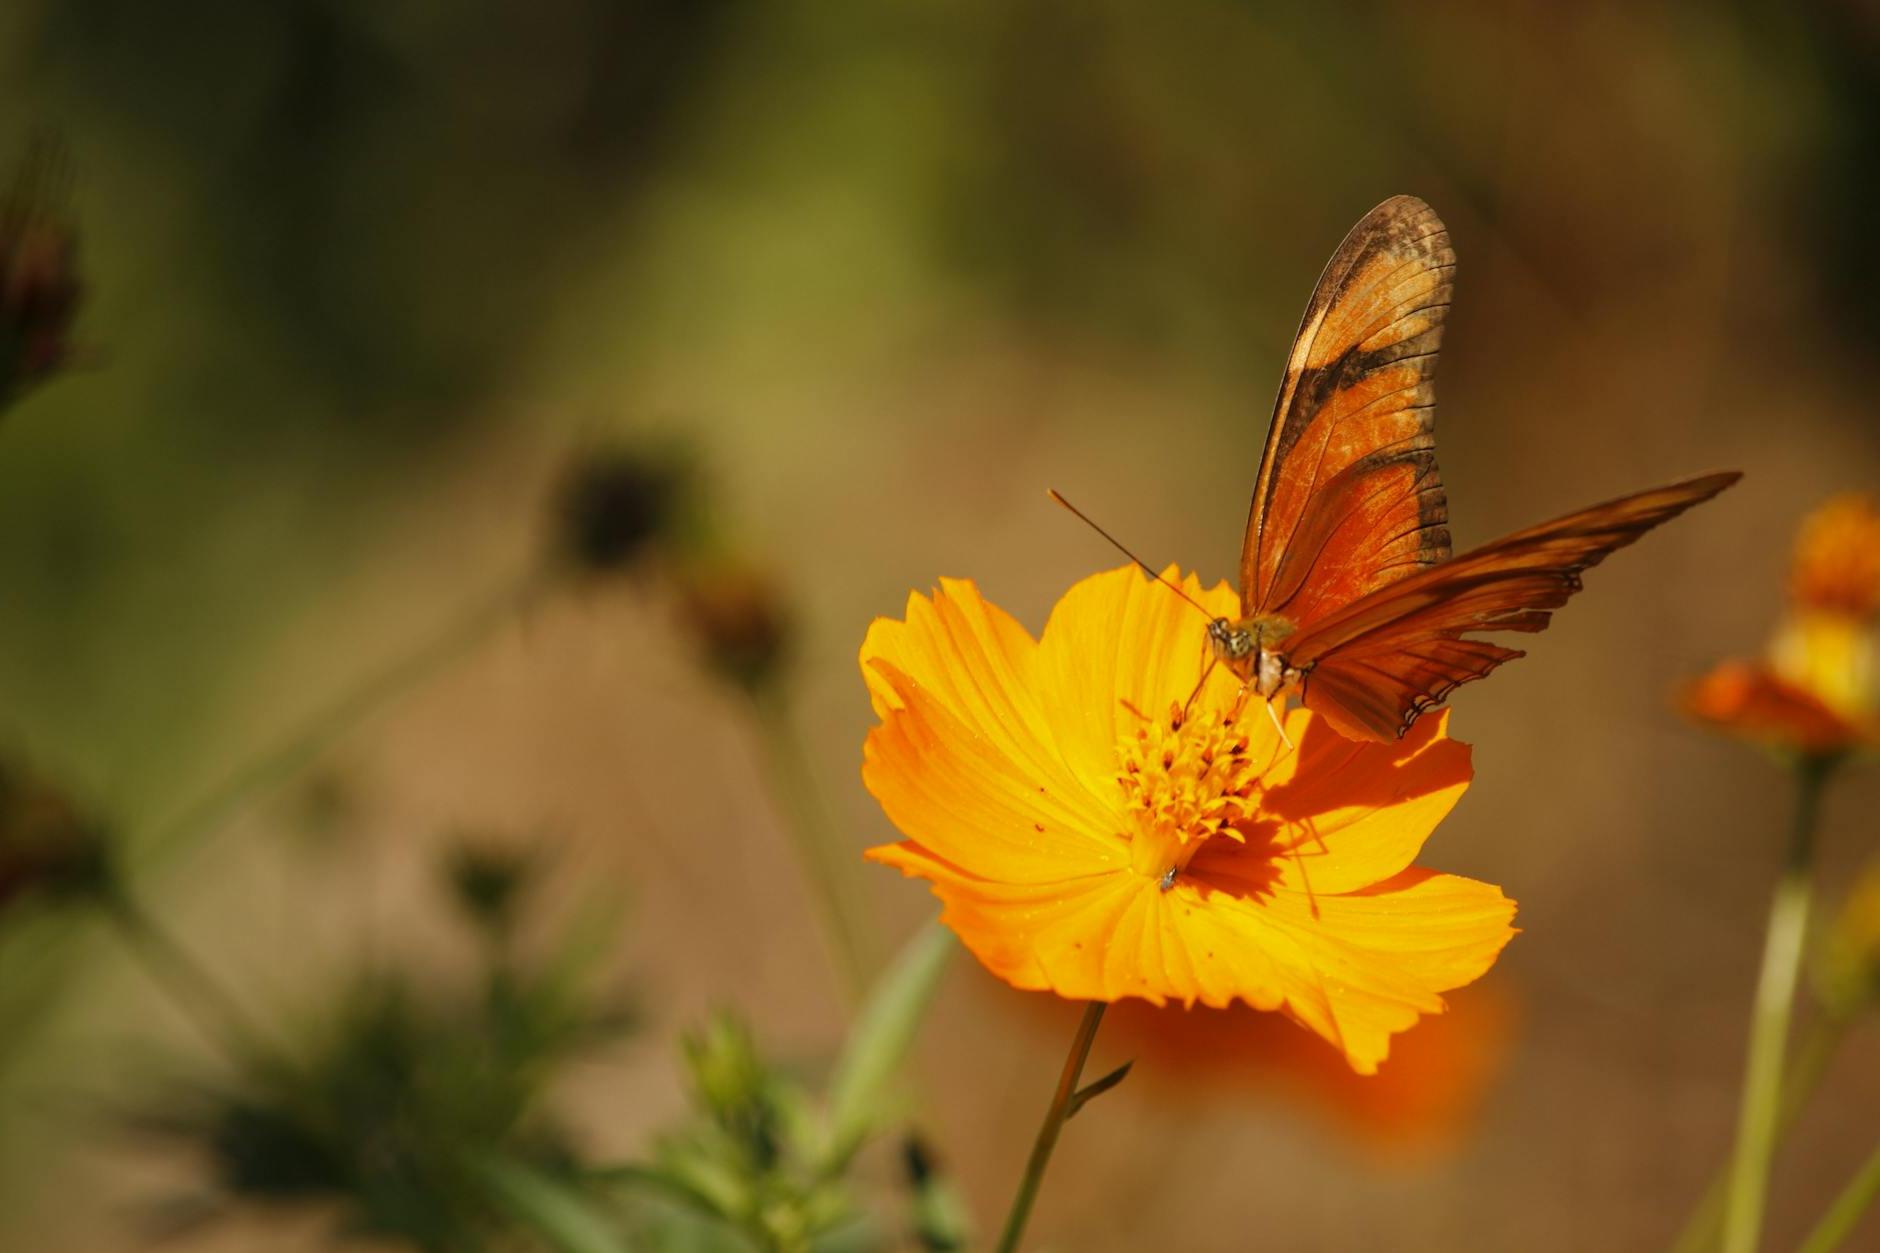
[
  {"left": 614, "top": 925, "right": 960, "bottom": 1253},
  {"left": 632, "top": 1012, "right": 866, "bottom": 1251},
  {"left": 125, "top": 837, "right": 634, "bottom": 1251}
]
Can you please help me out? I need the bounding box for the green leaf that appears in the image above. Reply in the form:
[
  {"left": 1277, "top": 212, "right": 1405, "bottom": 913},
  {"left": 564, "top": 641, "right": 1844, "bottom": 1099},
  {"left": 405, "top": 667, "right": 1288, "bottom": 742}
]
[
  {"left": 824, "top": 922, "right": 955, "bottom": 1164},
  {"left": 594, "top": 1162, "right": 733, "bottom": 1219},
  {"left": 473, "top": 1154, "right": 635, "bottom": 1253},
  {"left": 1066, "top": 1060, "right": 1133, "bottom": 1120}
]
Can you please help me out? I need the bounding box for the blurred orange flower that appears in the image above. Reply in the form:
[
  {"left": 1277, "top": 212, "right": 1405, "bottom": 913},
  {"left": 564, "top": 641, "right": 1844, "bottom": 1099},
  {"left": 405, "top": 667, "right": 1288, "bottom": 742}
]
[
  {"left": 1682, "top": 663, "right": 1866, "bottom": 757},
  {"left": 1788, "top": 492, "right": 1880, "bottom": 620},
  {"left": 1100, "top": 983, "right": 1516, "bottom": 1153},
  {"left": 860, "top": 566, "right": 1516, "bottom": 1074},
  {"left": 1683, "top": 494, "right": 1880, "bottom": 755}
]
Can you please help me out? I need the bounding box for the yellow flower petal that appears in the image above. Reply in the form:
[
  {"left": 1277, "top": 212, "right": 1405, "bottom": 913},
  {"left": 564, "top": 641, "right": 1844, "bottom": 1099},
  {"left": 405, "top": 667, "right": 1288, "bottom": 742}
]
[
  {"left": 1193, "top": 869, "right": 1518, "bottom": 1074},
  {"left": 1034, "top": 565, "right": 1245, "bottom": 788},
  {"left": 1249, "top": 709, "right": 1473, "bottom": 896},
  {"left": 863, "top": 658, "right": 1122, "bottom": 883}
]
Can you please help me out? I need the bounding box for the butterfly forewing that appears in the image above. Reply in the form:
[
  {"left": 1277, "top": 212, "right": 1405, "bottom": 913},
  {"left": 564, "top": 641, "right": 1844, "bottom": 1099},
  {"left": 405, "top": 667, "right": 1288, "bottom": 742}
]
[
  {"left": 1287, "top": 472, "right": 1743, "bottom": 740},
  {"left": 1241, "top": 195, "right": 1455, "bottom": 625}
]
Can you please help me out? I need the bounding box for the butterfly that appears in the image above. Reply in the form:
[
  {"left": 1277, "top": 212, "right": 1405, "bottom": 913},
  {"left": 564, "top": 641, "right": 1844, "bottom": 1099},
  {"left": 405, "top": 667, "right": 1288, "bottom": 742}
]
[{"left": 1065, "top": 196, "right": 1740, "bottom": 742}]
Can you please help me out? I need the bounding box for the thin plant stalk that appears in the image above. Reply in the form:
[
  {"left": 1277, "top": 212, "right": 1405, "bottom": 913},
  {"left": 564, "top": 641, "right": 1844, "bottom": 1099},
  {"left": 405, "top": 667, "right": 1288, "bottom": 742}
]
[
  {"left": 749, "top": 684, "right": 875, "bottom": 1005},
  {"left": 1797, "top": 1140, "right": 1880, "bottom": 1253},
  {"left": 1721, "top": 757, "right": 1833, "bottom": 1253},
  {"left": 140, "top": 566, "right": 554, "bottom": 868},
  {"left": 1669, "top": 1015, "right": 1847, "bottom": 1253},
  {"left": 994, "top": 1002, "right": 1106, "bottom": 1253},
  {"left": 98, "top": 882, "right": 275, "bottom": 1070}
]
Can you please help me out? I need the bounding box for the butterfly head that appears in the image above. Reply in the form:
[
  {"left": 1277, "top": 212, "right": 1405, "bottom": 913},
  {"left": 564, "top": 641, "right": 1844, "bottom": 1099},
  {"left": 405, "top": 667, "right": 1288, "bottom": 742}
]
[
  {"left": 1205, "top": 617, "right": 1254, "bottom": 662},
  {"left": 1208, "top": 615, "right": 1304, "bottom": 701}
]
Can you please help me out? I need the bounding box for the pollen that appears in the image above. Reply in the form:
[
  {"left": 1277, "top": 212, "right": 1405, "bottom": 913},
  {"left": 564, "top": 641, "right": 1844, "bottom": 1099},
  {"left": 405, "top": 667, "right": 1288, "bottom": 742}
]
[{"left": 1115, "top": 697, "right": 1261, "bottom": 882}]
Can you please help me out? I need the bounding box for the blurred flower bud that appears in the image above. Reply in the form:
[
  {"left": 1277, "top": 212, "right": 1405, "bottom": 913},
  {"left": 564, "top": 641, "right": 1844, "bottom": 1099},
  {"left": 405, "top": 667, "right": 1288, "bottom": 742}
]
[
  {"left": 902, "top": 1134, "right": 971, "bottom": 1251},
  {"left": 676, "top": 560, "right": 792, "bottom": 692},
  {"left": 0, "top": 756, "right": 110, "bottom": 912},
  {"left": 1816, "top": 859, "right": 1880, "bottom": 1019},
  {"left": 552, "top": 445, "right": 689, "bottom": 576},
  {"left": 682, "top": 1011, "right": 780, "bottom": 1167},
  {"left": 0, "top": 141, "right": 81, "bottom": 410},
  {"left": 441, "top": 836, "right": 537, "bottom": 937}
]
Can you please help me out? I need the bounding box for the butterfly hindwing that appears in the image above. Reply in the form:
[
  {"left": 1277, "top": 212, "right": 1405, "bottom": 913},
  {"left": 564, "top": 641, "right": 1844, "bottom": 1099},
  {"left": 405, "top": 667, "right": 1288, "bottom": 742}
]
[
  {"left": 1286, "top": 473, "right": 1743, "bottom": 740},
  {"left": 1241, "top": 195, "right": 1455, "bottom": 626}
]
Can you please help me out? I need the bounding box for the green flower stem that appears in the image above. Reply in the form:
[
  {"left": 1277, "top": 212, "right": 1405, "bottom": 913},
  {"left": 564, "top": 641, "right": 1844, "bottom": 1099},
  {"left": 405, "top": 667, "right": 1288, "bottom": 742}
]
[
  {"left": 1797, "top": 1140, "right": 1880, "bottom": 1253},
  {"left": 749, "top": 685, "right": 875, "bottom": 1005},
  {"left": 1721, "top": 757, "right": 1832, "bottom": 1253},
  {"left": 98, "top": 882, "right": 275, "bottom": 1069},
  {"left": 995, "top": 1002, "right": 1106, "bottom": 1253},
  {"left": 1668, "top": 1015, "right": 1847, "bottom": 1253},
  {"left": 140, "top": 566, "right": 554, "bottom": 869}
]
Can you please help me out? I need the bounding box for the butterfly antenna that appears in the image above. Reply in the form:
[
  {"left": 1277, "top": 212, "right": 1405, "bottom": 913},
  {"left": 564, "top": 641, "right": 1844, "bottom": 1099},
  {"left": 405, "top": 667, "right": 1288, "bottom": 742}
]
[{"left": 1047, "top": 489, "right": 1216, "bottom": 621}]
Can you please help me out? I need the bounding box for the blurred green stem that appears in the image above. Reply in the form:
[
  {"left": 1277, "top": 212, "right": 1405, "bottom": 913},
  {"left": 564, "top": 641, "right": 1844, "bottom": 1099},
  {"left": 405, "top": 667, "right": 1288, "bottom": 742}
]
[
  {"left": 1721, "top": 757, "right": 1832, "bottom": 1253},
  {"left": 1668, "top": 1015, "right": 1848, "bottom": 1253},
  {"left": 140, "top": 566, "right": 554, "bottom": 868},
  {"left": 1797, "top": 1140, "right": 1880, "bottom": 1253},
  {"left": 98, "top": 881, "right": 274, "bottom": 1070},
  {"left": 995, "top": 1002, "right": 1105, "bottom": 1253},
  {"left": 749, "top": 684, "right": 874, "bottom": 1005}
]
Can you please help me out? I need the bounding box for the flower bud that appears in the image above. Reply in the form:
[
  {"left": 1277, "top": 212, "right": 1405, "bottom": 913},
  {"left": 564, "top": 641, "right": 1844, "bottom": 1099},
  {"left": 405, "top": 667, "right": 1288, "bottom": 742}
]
[
  {"left": 441, "top": 836, "right": 537, "bottom": 936},
  {"left": 676, "top": 560, "right": 792, "bottom": 692},
  {"left": 551, "top": 446, "right": 688, "bottom": 576},
  {"left": 0, "top": 142, "right": 81, "bottom": 410},
  {"left": 0, "top": 757, "right": 109, "bottom": 912}
]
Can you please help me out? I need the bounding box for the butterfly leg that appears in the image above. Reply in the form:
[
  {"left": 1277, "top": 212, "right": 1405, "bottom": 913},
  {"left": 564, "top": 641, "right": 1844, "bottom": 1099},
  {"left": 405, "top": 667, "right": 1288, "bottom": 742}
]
[
  {"left": 1263, "top": 695, "right": 1294, "bottom": 749},
  {"left": 1181, "top": 657, "right": 1218, "bottom": 721}
]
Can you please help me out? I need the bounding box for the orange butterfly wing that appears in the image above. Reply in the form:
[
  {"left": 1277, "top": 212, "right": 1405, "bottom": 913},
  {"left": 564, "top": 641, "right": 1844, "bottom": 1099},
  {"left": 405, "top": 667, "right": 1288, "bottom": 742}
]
[
  {"left": 1285, "top": 473, "right": 1743, "bottom": 740},
  {"left": 1241, "top": 195, "right": 1455, "bottom": 624}
]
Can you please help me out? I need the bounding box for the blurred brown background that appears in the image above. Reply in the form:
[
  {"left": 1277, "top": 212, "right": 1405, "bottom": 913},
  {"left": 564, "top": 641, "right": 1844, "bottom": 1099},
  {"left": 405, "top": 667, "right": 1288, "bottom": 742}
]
[{"left": 0, "top": 0, "right": 1876, "bottom": 1249}]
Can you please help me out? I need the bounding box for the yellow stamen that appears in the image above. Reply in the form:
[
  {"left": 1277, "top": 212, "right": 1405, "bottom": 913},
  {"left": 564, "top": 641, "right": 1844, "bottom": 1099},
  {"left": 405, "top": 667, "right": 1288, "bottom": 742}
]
[{"left": 1114, "top": 697, "right": 1260, "bottom": 884}]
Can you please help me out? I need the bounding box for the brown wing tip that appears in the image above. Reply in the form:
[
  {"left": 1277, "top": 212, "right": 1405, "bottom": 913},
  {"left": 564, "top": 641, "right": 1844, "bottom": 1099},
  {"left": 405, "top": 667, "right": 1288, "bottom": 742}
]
[
  {"left": 1692, "top": 470, "right": 1744, "bottom": 493},
  {"left": 1356, "top": 194, "right": 1440, "bottom": 232},
  {"left": 1669, "top": 470, "right": 1744, "bottom": 506}
]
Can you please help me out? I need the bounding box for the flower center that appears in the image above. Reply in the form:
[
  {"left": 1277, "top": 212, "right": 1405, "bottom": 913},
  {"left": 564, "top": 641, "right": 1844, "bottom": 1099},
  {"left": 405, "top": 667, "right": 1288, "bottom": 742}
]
[
  {"left": 1773, "top": 611, "right": 1875, "bottom": 718},
  {"left": 1114, "top": 697, "right": 1260, "bottom": 885}
]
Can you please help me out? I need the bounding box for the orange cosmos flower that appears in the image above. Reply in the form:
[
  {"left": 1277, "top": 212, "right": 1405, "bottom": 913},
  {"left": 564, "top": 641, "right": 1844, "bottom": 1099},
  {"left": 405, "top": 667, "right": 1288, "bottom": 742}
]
[
  {"left": 1683, "top": 493, "right": 1880, "bottom": 755},
  {"left": 1681, "top": 662, "right": 1867, "bottom": 757},
  {"left": 860, "top": 565, "right": 1517, "bottom": 1074}
]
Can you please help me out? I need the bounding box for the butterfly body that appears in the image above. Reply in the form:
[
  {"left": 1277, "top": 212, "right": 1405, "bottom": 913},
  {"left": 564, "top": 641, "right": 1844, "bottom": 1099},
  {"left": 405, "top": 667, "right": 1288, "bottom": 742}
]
[
  {"left": 1215, "top": 195, "right": 1740, "bottom": 741},
  {"left": 1207, "top": 615, "right": 1302, "bottom": 699}
]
